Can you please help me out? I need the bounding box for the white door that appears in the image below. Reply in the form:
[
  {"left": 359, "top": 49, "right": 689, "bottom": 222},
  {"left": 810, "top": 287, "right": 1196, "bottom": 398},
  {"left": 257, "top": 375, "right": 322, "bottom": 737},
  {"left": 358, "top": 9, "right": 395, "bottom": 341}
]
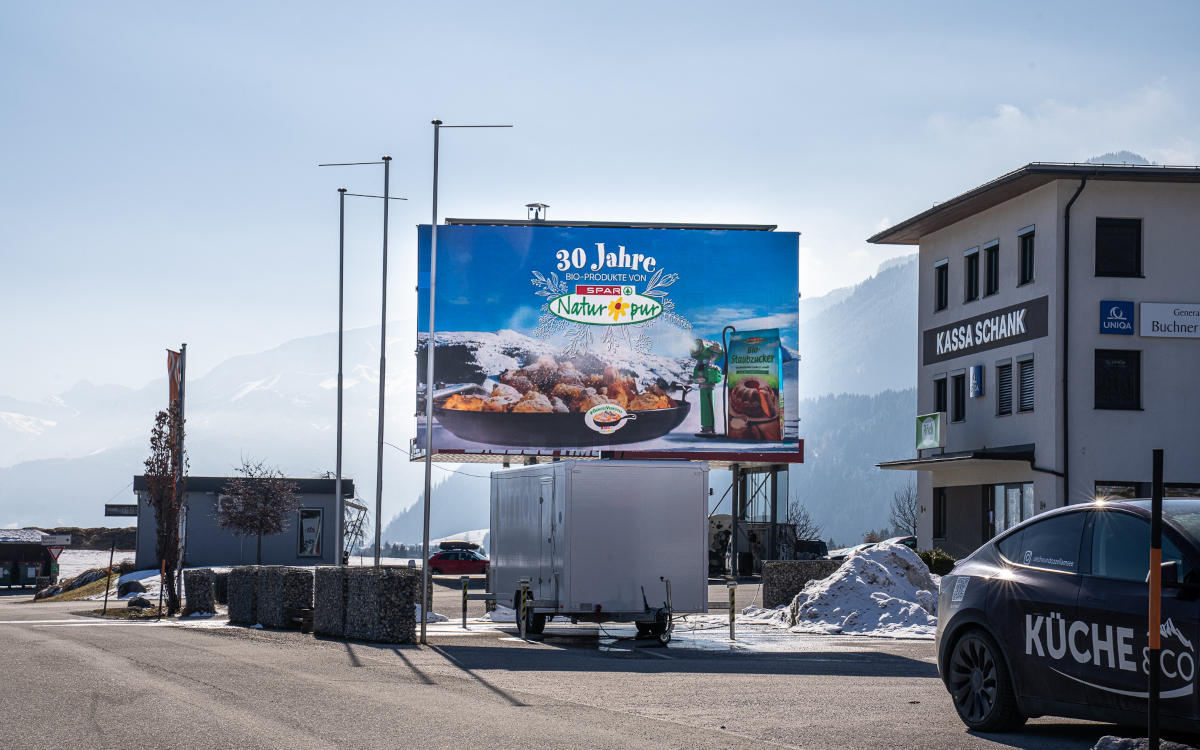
[{"left": 539, "top": 476, "right": 555, "bottom": 600}]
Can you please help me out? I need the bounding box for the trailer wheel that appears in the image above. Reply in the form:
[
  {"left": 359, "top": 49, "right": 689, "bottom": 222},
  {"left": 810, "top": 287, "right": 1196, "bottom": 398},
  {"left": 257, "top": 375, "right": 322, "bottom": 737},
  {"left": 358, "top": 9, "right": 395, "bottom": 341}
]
[
  {"left": 655, "top": 629, "right": 671, "bottom": 646},
  {"left": 527, "top": 613, "right": 546, "bottom": 635}
]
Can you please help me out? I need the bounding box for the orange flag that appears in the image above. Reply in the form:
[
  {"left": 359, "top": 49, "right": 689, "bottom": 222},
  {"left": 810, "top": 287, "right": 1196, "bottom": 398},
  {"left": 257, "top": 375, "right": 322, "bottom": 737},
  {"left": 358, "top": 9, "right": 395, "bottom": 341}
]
[{"left": 167, "top": 349, "right": 182, "bottom": 403}]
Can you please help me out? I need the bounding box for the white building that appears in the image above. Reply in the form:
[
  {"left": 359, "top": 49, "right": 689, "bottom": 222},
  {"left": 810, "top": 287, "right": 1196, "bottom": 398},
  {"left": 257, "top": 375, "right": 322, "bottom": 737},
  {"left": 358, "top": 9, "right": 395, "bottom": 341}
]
[{"left": 872, "top": 163, "right": 1200, "bottom": 559}]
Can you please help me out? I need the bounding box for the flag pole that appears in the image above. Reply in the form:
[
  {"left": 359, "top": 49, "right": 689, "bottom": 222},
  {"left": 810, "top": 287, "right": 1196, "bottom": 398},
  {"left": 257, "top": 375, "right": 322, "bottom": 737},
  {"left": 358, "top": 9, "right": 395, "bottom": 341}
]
[{"left": 176, "top": 343, "right": 187, "bottom": 607}]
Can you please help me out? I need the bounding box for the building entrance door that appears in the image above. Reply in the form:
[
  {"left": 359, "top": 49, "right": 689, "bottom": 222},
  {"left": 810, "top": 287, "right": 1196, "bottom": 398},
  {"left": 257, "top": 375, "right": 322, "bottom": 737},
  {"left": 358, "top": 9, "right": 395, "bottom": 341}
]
[{"left": 993, "top": 483, "right": 1036, "bottom": 537}]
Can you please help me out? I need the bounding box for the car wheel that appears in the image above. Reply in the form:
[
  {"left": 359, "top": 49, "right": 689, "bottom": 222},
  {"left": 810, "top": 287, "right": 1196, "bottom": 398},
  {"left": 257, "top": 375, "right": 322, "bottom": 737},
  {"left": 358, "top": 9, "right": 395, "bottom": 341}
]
[
  {"left": 431, "top": 568, "right": 443, "bottom": 576},
  {"left": 948, "top": 628, "right": 1027, "bottom": 733}
]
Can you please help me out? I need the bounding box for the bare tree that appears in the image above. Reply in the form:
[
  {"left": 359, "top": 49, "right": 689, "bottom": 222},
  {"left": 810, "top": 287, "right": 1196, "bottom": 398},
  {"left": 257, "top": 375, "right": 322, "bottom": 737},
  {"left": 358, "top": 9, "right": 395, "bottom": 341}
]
[
  {"left": 215, "top": 457, "right": 300, "bottom": 565},
  {"left": 889, "top": 480, "right": 919, "bottom": 537},
  {"left": 143, "top": 401, "right": 187, "bottom": 615},
  {"left": 787, "top": 497, "right": 823, "bottom": 541},
  {"left": 862, "top": 528, "right": 889, "bottom": 543}
]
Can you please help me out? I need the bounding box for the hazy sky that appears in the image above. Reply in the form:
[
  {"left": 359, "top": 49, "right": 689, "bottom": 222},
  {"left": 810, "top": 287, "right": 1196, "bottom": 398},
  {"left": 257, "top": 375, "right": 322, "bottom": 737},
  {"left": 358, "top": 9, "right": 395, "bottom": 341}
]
[{"left": 3, "top": 1, "right": 1198, "bottom": 401}]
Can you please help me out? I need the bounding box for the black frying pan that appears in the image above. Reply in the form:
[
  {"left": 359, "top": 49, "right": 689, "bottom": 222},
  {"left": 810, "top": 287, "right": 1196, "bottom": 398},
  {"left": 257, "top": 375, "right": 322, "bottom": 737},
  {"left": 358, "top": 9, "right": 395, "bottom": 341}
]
[{"left": 433, "top": 401, "right": 692, "bottom": 447}]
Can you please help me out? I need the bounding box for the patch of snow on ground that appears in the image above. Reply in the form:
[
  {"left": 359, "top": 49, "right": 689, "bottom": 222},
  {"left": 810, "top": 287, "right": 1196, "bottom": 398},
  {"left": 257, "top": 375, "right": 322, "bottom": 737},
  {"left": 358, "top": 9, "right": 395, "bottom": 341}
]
[
  {"left": 56, "top": 550, "right": 135, "bottom": 580},
  {"left": 479, "top": 605, "right": 516, "bottom": 623},
  {"left": 786, "top": 541, "right": 940, "bottom": 638},
  {"left": 347, "top": 555, "right": 420, "bottom": 567},
  {"left": 417, "top": 604, "right": 448, "bottom": 623}
]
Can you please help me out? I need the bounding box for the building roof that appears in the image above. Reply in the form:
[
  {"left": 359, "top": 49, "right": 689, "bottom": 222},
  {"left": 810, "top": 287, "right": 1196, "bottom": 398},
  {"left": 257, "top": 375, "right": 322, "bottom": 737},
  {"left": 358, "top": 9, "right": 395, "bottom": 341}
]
[
  {"left": 444, "top": 218, "right": 778, "bottom": 231},
  {"left": 133, "top": 476, "right": 355, "bottom": 496},
  {"left": 868, "top": 162, "right": 1200, "bottom": 245},
  {"left": 0, "top": 529, "right": 46, "bottom": 544},
  {"left": 876, "top": 443, "right": 1037, "bottom": 472}
]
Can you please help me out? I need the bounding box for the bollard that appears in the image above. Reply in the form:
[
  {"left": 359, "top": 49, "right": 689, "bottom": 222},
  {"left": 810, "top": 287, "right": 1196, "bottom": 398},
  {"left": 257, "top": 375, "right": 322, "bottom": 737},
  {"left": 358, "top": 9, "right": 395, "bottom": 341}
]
[
  {"left": 460, "top": 575, "right": 469, "bottom": 629},
  {"left": 518, "top": 578, "right": 530, "bottom": 640},
  {"left": 727, "top": 579, "right": 737, "bottom": 641}
]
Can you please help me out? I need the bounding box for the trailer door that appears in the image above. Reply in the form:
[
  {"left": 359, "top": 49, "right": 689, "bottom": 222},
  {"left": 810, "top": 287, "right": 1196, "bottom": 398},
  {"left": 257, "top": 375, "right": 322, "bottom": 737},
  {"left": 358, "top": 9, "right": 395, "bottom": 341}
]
[{"left": 539, "top": 476, "right": 555, "bottom": 601}]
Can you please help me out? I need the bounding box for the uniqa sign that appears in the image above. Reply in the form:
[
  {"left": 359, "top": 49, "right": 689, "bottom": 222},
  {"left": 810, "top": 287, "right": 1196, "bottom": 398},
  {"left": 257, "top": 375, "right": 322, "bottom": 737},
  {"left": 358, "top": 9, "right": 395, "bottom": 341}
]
[
  {"left": 1100, "top": 300, "right": 1134, "bottom": 335},
  {"left": 549, "top": 284, "right": 663, "bottom": 326}
]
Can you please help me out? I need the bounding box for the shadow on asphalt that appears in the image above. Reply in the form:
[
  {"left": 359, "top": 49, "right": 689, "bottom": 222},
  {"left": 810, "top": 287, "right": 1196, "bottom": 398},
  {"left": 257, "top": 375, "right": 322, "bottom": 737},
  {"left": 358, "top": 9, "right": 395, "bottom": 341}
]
[
  {"left": 0, "top": 588, "right": 35, "bottom": 598},
  {"left": 970, "top": 723, "right": 1200, "bottom": 749},
  {"left": 390, "top": 638, "right": 942, "bottom": 679}
]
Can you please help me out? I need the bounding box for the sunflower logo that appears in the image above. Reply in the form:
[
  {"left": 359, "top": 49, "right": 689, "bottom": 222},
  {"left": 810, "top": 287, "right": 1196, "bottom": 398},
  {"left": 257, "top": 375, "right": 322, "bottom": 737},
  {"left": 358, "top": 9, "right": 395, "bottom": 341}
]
[{"left": 607, "top": 297, "right": 627, "bottom": 322}]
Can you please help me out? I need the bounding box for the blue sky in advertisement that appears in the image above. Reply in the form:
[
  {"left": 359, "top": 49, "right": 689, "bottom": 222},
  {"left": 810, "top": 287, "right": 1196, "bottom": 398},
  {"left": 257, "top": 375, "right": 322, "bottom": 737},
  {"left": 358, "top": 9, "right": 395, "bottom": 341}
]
[{"left": 417, "top": 225, "right": 799, "bottom": 355}]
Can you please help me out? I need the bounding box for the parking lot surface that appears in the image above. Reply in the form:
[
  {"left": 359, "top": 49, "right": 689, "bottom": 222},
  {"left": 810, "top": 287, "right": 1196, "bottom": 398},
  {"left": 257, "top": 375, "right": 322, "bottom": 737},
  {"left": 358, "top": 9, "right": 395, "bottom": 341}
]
[{"left": 0, "top": 589, "right": 1181, "bottom": 750}]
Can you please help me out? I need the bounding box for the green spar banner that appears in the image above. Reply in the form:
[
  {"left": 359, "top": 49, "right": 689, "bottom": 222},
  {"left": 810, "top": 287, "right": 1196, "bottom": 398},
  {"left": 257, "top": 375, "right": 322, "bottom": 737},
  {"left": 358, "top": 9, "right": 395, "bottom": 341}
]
[{"left": 915, "top": 412, "right": 945, "bottom": 450}]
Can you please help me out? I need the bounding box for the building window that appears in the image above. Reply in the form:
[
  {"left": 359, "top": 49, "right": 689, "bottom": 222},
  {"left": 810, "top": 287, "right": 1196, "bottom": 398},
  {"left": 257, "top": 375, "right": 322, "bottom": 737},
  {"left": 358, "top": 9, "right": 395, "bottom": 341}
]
[
  {"left": 933, "top": 488, "right": 947, "bottom": 539},
  {"left": 952, "top": 373, "right": 966, "bottom": 422},
  {"left": 984, "top": 243, "right": 999, "bottom": 296},
  {"left": 1096, "top": 218, "right": 1142, "bottom": 277},
  {"left": 996, "top": 361, "right": 1012, "bottom": 415},
  {"left": 934, "top": 375, "right": 947, "bottom": 413},
  {"left": 1096, "top": 482, "right": 1141, "bottom": 501},
  {"left": 1018, "top": 356, "right": 1034, "bottom": 412},
  {"left": 935, "top": 259, "right": 949, "bottom": 312},
  {"left": 1095, "top": 349, "right": 1141, "bottom": 410},
  {"left": 1018, "top": 226, "right": 1035, "bottom": 285},
  {"left": 964, "top": 249, "right": 979, "bottom": 302}
]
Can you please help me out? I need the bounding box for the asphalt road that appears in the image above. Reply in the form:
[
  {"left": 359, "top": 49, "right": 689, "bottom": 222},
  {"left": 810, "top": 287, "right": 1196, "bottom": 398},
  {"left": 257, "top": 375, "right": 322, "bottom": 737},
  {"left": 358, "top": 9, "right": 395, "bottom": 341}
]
[{"left": 0, "top": 589, "right": 1182, "bottom": 750}]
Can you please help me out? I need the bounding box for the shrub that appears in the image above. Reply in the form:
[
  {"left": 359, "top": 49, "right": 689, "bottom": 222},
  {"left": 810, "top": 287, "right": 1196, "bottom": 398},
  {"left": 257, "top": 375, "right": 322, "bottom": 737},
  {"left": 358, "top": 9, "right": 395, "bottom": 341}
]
[{"left": 919, "top": 548, "right": 957, "bottom": 576}]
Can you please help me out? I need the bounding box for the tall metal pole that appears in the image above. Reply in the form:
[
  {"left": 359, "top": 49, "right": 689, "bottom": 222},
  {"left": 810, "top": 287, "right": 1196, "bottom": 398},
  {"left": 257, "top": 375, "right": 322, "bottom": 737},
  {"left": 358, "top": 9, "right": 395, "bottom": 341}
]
[
  {"left": 1149, "top": 448, "right": 1164, "bottom": 750},
  {"left": 176, "top": 343, "right": 187, "bottom": 603},
  {"left": 421, "top": 121, "right": 442, "bottom": 645},
  {"left": 335, "top": 188, "right": 346, "bottom": 566},
  {"left": 373, "top": 157, "right": 392, "bottom": 568}
]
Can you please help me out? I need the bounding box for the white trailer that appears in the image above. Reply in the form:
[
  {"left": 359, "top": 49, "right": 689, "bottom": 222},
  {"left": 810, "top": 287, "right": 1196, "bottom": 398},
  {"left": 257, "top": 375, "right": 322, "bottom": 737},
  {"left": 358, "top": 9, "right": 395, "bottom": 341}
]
[{"left": 490, "top": 460, "right": 709, "bottom": 643}]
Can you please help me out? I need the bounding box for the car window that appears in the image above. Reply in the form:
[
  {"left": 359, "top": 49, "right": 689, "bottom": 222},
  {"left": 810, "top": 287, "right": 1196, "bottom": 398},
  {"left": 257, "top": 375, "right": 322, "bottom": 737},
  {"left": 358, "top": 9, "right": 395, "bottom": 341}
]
[
  {"left": 998, "top": 511, "right": 1085, "bottom": 574},
  {"left": 1091, "top": 510, "right": 1193, "bottom": 582}
]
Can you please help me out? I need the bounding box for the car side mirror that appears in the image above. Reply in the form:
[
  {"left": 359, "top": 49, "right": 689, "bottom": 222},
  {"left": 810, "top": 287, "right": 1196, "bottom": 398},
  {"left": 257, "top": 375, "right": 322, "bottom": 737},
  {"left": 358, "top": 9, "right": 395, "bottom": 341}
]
[
  {"left": 1147, "top": 561, "right": 1180, "bottom": 585},
  {"left": 1162, "top": 561, "right": 1179, "bottom": 585}
]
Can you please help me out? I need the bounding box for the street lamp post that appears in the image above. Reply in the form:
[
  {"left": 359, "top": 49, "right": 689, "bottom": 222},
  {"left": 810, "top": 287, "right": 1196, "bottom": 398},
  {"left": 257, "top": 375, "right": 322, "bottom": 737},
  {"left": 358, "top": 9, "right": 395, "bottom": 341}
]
[
  {"left": 319, "top": 159, "right": 406, "bottom": 567},
  {"left": 421, "top": 120, "right": 512, "bottom": 645},
  {"left": 336, "top": 187, "right": 346, "bottom": 565}
]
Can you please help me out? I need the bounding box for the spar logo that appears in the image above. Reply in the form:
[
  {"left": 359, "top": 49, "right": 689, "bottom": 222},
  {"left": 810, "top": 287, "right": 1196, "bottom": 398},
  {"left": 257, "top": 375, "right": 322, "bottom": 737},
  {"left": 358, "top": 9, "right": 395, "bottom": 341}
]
[
  {"left": 1100, "top": 300, "right": 1134, "bottom": 335},
  {"left": 1025, "top": 613, "right": 1196, "bottom": 698}
]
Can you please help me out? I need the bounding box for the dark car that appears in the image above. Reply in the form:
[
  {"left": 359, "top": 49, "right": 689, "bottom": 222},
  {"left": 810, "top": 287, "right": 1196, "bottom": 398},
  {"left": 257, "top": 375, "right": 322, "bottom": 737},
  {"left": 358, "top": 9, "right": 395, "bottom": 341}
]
[
  {"left": 883, "top": 536, "right": 918, "bottom": 551},
  {"left": 428, "top": 549, "right": 489, "bottom": 576},
  {"left": 936, "top": 498, "right": 1200, "bottom": 733}
]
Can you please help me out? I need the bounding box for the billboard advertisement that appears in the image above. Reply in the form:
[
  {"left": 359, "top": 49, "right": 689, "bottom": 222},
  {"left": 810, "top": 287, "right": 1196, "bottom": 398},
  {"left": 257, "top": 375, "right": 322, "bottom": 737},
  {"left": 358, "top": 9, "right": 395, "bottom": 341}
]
[{"left": 416, "top": 223, "right": 800, "bottom": 458}]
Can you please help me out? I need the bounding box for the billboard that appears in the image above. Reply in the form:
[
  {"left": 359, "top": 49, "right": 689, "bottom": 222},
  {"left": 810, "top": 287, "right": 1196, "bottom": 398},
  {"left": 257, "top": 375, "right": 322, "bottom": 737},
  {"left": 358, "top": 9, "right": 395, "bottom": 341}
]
[{"left": 416, "top": 223, "right": 800, "bottom": 458}]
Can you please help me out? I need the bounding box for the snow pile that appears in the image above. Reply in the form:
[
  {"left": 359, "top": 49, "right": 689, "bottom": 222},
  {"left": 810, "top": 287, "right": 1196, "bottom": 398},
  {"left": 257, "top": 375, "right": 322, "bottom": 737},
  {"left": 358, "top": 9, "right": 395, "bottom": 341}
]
[
  {"left": 479, "top": 605, "right": 516, "bottom": 623},
  {"left": 416, "top": 604, "right": 448, "bottom": 623},
  {"left": 57, "top": 550, "right": 135, "bottom": 580},
  {"left": 739, "top": 605, "right": 790, "bottom": 626},
  {"left": 787, "top": 542, "right": 940, "bottom": 638}
]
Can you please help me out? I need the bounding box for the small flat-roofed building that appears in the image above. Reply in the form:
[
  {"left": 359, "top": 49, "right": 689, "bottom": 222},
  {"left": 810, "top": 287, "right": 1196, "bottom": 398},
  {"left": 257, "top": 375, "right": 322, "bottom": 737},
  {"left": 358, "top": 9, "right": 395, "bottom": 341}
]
[
  {"left": 132, "top": 475, "right": 354, "bottom": 569},
  {"left": 871, "top": 162, "right": 1200, "bottom": 558}
]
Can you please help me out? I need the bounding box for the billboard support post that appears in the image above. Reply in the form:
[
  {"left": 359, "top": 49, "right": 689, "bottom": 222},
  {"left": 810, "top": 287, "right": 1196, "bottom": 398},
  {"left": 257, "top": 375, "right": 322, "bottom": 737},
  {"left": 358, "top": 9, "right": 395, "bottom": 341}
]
[{"left": 420, "top": 121, "right": 513, "bottom": 646}]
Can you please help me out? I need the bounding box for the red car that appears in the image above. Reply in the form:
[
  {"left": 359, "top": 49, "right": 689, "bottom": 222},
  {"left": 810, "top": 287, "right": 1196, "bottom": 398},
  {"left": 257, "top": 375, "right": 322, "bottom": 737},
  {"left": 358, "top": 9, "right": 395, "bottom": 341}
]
[{"left": 427, "top": 549, "right": 489, "bottom": 576}]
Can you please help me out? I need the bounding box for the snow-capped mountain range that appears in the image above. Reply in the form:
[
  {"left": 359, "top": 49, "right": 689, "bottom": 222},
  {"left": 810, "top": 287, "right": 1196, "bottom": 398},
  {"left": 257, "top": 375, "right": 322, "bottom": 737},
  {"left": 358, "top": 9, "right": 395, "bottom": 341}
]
[{"left": 2, "top": 253, "right": 918, "bottom": 547}]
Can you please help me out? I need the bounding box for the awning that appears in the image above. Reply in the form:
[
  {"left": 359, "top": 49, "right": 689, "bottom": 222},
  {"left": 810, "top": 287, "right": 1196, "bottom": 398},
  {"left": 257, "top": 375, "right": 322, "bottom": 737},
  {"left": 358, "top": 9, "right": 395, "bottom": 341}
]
[{"left": 877, "top": 443, "right": 1037, "bottom": 472}]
